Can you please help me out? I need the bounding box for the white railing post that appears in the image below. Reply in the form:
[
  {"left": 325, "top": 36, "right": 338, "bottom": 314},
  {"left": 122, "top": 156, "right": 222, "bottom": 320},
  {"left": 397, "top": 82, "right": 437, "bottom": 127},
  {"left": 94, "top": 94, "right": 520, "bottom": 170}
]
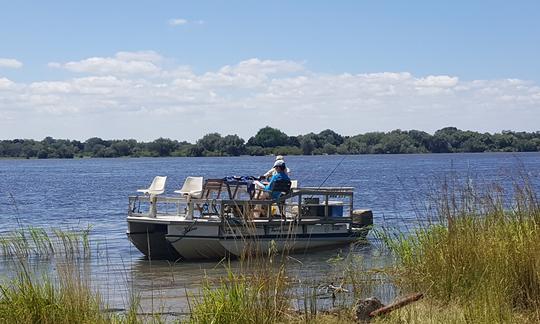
[
  {"left": 149, "top": 195, "right": 157, "bottom": 218},
  {"left": 186, "top": 198, "right": 194, "bottom": 220}
]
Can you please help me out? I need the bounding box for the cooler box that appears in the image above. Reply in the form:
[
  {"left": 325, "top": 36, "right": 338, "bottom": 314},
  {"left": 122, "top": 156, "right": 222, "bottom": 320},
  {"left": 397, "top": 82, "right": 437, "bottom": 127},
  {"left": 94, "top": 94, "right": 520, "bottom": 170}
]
[{"left": 302, "top": 201, "right": 344, "bottom": 217}]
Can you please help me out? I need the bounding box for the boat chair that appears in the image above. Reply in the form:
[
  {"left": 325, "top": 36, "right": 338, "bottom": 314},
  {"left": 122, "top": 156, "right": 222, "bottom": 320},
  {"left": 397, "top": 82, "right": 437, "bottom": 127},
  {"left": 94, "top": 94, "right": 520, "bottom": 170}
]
[
  {"left": 137, "top": 176, "right": 167, "bottom": 217},
  {"left": 174, "top": 176, "right": 203, "bottom": 198},
  {"left": 175, "top": 177, "right": 203, "bottom": 219},
  {"left": 290, "top": 180, "right": 298, "bottom": 189},
  {"left": 137, "top": 176, "right": 167, "bottom": 196},
  {"left": 269, "top": 179, "right": 292, "bottom": 218}
]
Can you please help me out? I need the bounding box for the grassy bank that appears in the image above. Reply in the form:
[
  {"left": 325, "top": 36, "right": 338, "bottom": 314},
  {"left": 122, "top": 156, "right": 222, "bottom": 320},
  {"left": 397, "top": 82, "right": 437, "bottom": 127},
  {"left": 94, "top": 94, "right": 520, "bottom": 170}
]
[
  {"left": 187, "top": 178, "right": 540, "bottom": 323},
  {"left": 376, "top": 178, "right": 540, "bottom": 323}
]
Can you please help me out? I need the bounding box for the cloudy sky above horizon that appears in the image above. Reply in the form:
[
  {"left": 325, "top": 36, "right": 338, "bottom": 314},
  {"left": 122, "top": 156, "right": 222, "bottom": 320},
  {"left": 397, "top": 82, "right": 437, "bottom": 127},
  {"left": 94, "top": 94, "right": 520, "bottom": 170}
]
[{"left": 1, "top": 1, "right": 539, "bottom": 141}]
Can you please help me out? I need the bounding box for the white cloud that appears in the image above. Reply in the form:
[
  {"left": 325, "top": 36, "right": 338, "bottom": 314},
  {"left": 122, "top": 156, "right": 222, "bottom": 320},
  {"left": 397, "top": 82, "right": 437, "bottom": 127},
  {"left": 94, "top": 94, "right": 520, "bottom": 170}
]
[
  {"left": 415, "top": 75, "right": 459, "bottom": 88},
  {"left": 199, "top": 59, "right": 306, "bottom": 88},
  {"left": 0, "top": 77, "right": 15, "bottom": 89},
  {"left": 2, "top": 53, "right": 540, "bottom": 141},
  {"left": 168, "top": 18, "right": 205, "bottom": 26},
  {"left": 64, "top": 58, "right": 159, "bottom": 75},
  {"left": 0, "top": 58, "right": 23, "bottom": 69},
  {"left": 30, "top": 81, "right": 72, "bottom": 93},
  {"left": 169, "top": 18, "right": 188, "bottom": 26},
  {"left": 221, "top": 58, "right": 304, "bottom": 75},
  {"left": 48, "top": 51, "right": 162, "bottom": 76},
  {"left": 115, "top": 51, "right": 162, "bottom": 63}
]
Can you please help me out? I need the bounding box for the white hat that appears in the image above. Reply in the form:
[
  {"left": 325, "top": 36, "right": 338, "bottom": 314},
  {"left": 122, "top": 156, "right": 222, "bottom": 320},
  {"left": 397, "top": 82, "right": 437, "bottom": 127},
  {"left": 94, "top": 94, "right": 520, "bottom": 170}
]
[
  {"left": 273, "top": 160, "right": 285, "bottom": 167},
  {"left": 275, "top": 155, "right": 284, "bottom": 161}
]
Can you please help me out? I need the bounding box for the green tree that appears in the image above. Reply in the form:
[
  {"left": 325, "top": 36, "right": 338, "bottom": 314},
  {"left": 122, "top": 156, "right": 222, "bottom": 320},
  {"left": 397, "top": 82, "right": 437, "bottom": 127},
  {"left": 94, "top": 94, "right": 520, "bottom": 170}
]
[
  {"left": 197, "top": 133, "right": 223, "bottom": 153},
  {"left": 318, "top": 129, "right": 344, "bottom": 146},
  {"left": 111, "top": 140, "right": 132, "bottom": 156},
  {"left": 339, "top": 137, "right": 368, "bottom": 154},
  {"left": 461, "top": 138, "right": 487, "bottom": 152},
  {"left": 220, "top": 135, "right": 245, "bottom": 156},
  {"left": 37, "top": 149, "right": 48, "bottom": 159},
  {"left": 147, "top": 138, "right": 177, "bottom": 157},
  {"left": 245, "top": 145, "right": 266, "bottom": 156},
  {"left": 188, "top": 145, "right": 204, "bottom": 157},
  {"left": 428, "top": 136, "right": 451, "bottom": 153},
  {"left": 300, "top": 135, "right": 316, "bottom": 155},
  {"left": 247, "top": 127, "right": 289, "bottom": 148},
  {"left": 84, "top": 137, "right": 107, "bottom": 155},
  {"left": 322, "top": 143, "right": 337, "bottom": 155}
]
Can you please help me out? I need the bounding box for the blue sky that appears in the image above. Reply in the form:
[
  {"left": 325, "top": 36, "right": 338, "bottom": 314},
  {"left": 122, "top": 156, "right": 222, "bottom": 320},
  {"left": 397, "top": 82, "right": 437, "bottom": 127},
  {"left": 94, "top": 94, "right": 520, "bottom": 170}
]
[{"left": 0, "top": 1, "right": 539, "bottom": 140}]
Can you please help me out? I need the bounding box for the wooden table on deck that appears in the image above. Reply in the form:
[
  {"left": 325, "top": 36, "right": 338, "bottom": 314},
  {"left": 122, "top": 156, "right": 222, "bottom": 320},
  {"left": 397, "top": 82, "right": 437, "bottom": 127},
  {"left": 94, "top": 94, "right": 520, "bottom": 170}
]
[{"left": 203, "top": 178, "right": 260, "bottom": 200}]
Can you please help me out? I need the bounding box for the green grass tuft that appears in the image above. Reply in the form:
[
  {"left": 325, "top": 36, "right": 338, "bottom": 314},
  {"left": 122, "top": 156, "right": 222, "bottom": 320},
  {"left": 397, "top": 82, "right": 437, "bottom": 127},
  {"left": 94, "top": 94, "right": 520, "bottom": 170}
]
[{"left": 189, "top": 255, "right": 291, "bottom": 324}]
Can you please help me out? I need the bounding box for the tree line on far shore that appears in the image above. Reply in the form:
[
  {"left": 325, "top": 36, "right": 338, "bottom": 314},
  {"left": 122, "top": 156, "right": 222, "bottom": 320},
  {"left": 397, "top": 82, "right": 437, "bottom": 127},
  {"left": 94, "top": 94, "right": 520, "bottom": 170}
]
[{"left": 1, "top": 126, "right": 540, "bottom": 159}]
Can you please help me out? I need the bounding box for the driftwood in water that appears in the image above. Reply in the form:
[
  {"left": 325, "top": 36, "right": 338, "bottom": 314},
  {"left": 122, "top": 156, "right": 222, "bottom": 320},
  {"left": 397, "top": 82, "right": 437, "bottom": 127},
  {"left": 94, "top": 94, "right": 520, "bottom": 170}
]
[
  {"left": 355, "top": 293, "right": 424, "bottom": 322},
  {"left": 370, "top": 293, "right": 424, "bottom": 317}
]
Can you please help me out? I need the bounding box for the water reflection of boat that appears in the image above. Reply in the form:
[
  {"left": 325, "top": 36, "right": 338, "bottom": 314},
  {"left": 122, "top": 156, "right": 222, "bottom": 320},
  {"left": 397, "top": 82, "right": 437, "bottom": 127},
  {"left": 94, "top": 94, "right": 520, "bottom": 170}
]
[{"left": 126, "top": 176, "right": 373, "bottom": 260}]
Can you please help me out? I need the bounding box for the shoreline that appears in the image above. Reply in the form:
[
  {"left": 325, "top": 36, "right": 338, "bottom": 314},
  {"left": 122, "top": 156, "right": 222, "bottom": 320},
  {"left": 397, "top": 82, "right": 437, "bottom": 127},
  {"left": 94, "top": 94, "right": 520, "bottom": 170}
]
[
  {"left": 1, "top": 150, "right": 540, "bottom": 161},
  {"left": 2, "top": 127, "right": 540, "bottom": 159}
]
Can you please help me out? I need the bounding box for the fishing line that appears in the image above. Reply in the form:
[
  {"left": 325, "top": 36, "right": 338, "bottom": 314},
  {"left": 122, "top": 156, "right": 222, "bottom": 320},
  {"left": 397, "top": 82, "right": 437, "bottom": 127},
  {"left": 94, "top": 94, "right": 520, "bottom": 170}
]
[{"left": 315, "top": 155, "right": 347, "bottom": 190}]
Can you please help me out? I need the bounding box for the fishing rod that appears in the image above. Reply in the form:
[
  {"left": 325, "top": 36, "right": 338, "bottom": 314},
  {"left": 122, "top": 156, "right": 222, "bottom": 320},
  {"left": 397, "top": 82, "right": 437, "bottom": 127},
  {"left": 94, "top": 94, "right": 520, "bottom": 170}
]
[
  {"left": 302, "top": 155, "right": 347, "bottom": 203},
  {"left": 299, "top": 155, "right": 347, "bottom": 218},
  {"left": 315, "top": 155, "right": 347, "bottom": 190}
]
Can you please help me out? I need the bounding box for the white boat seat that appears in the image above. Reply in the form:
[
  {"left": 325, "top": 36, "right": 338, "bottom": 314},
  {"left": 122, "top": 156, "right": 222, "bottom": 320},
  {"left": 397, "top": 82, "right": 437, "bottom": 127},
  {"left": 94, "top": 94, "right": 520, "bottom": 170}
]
[
  {"left": 291, "top": 180, "right": 298, "bottom": 189},
  {"left": 174, "top": 176, "right": 203, "bottom": 198},
  {"left": 137, "top": 176, "right": 167, "bottom": 195}
]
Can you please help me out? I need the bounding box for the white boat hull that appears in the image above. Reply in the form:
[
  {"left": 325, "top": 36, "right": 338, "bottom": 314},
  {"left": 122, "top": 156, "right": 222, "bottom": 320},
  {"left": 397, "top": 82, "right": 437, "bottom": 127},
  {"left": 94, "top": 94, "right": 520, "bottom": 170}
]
[
  {"left": 128, "top": 217, "right": 369, "bottom": 260},
  {"left": 219, "top": 234, "right": 364, "bottom": 257},
  {"left": 167, "top": 223, "right": 229, "bottom": 260},
  {"left": 127, "top": 220, "right": 181, "bottom": 260}
]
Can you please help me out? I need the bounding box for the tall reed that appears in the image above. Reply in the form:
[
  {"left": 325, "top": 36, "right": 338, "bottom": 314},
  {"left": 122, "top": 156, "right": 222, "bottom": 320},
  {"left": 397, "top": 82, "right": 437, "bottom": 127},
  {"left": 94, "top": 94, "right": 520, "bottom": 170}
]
[
  {"left": 0, "top": 264, "right": 108, "bottom": 323},
  {"left": 0, "top": 225, "right": 92, "bottom": 260},
  {"left": 379, "top": 177, "right": 540, "bottom": 323},
  {"left": 189, "top": 242, "right": 291, "bottom": 324},
  {"left": 0, "top": 225, "right": 149, "bottom": 324}
]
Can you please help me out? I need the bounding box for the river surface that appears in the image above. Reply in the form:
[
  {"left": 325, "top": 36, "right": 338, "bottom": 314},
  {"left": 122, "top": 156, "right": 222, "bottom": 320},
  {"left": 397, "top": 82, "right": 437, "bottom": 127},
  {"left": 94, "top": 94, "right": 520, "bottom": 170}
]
[{"left": 1, "top": 153, "right": 540, "bottom": 314}]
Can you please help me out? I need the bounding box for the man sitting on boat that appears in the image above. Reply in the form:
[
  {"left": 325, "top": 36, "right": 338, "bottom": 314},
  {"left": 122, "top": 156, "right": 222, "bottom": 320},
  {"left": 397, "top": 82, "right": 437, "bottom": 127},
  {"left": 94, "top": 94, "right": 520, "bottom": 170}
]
[
  {"left": 255, "top": 160, "right": 291, "bottom": 199},
  {"left": 263, "top": 155, "right": 290, "bottom": 179}
]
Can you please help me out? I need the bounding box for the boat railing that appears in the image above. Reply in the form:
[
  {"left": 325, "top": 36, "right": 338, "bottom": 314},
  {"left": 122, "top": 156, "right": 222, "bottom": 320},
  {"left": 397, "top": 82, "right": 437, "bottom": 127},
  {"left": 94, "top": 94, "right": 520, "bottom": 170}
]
[{"left": 128, "top": 186, "right": 355, "bottom": 220}]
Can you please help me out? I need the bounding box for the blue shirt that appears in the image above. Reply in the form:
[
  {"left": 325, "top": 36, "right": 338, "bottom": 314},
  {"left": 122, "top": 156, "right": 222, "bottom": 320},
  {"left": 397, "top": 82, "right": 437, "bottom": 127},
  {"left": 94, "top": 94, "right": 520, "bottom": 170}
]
[{"left": 264, "top": 171, "right": 291, "bottom": 199}]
